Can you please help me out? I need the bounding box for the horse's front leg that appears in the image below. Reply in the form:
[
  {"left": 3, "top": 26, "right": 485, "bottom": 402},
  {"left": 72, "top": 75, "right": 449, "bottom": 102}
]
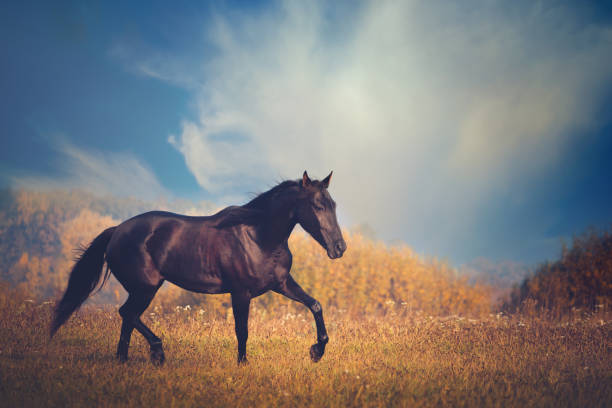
[
  {"left": 231, "top": 291, "right": 251, "bottom": 364},
  {"left": 274, "top": 274, "right": 328, "bottom": 362}
]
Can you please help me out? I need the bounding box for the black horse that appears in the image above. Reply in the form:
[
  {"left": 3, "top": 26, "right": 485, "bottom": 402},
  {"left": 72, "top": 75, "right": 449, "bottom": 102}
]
[{"left": 50, "top": 171, "right": 346, "bottom": 365}]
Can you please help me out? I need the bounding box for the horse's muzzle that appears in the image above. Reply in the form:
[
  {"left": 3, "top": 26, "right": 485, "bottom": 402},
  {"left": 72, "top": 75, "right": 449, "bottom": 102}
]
[{"left": 327, "top": 239, "right": 347, "bottom": 259}]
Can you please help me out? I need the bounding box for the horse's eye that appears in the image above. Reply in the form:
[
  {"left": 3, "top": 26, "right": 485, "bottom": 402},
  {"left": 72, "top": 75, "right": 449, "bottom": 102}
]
[{"left": 314, "top": 204, "right": 325, "bottom": 211}]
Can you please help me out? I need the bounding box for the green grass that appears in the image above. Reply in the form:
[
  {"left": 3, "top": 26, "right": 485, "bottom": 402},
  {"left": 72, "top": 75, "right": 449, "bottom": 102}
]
[{"left": 1, "top": 299, "right": 611, "bottom": 407}]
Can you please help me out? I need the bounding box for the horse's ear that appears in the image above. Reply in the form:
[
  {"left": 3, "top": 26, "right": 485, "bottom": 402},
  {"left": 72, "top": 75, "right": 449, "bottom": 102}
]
[
  {"left": 301, "top": 171, "right": 312, "bottom": 187},
  {"left": 321, "top": 171, "right": 332, "bottom": 188}
]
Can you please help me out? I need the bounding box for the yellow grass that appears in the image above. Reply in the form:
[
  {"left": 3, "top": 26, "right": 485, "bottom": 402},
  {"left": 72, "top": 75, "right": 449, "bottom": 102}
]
[{"left": 1, "top": 289, "right": 611, "bottom": 407}]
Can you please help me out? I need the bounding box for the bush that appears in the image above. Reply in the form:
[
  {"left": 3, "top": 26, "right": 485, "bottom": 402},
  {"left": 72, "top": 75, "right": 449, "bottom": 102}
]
[{"left": 504, "top": 227, "right": 612, "bottom": 316}]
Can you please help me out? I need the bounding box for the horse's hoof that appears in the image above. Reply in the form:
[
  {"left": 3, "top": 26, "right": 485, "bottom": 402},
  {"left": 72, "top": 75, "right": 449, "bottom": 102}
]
[
  {"left": 117, "top": 353, "right": 128, "bottom": 363},
  {"left": 237, "top": 356, "right": 249, "bottom": 365},
  {"left": 310, "top": 343, "right": 323, "bottom": 362},
  {"left": 150, "top": 347, "right": 165, "bottom": 366}
]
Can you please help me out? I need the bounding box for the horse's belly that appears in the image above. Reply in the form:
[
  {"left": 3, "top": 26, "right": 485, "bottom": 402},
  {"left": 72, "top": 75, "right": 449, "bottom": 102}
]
[{"left": 164, "top": 273, "right": 227, "bottom": 294}]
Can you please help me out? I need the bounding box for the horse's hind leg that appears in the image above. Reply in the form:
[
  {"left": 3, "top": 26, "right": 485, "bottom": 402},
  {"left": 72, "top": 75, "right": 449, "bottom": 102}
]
[
  {"left": 117, "top": 286, "right": 164, "bottom": 365},
  {"left": 117, "top": 313, "right": 134, "bottom": 363}
]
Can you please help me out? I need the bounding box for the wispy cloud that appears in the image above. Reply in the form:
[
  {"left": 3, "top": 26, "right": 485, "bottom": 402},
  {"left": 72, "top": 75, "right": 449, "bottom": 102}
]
[
  {"left": 132, "top": 1, "right": 612, "bottom": 261},
  {"left": 108, "top": 40, "right": 202, "bottom": 90},
  {"left": 11, "top": 142, "right": 169, "bottom": 200}
]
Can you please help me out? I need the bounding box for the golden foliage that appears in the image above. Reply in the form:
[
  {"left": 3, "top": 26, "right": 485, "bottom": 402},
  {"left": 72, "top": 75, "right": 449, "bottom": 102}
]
[
  {"left": 284, "top": 231, "right": 491, "bottom": 316},
  {"left": 10, "top": 252, "right": 53, "bottom": 295},
  {"left": 505, "top": 228, "right": 612, "bottom": 316},
  {"left": 55, "top": 209, "right": 118, "bottom": 291},
  {"left": 5, "top": 208, "right": 122, "bottom": 300}
]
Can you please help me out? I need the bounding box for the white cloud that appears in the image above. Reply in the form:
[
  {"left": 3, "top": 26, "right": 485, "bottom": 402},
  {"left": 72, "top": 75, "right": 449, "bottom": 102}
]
[
  {"left": 143, "top": 1, "right": 612, "bottom": 261},
  {"left": 11, "top": 142, "right": 169, "bottom": 200}
]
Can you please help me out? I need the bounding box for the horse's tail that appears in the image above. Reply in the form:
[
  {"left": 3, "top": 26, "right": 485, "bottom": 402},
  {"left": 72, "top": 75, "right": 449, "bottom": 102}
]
[{"left": 50, "top": 226, "right": 117, "bottom": 338}]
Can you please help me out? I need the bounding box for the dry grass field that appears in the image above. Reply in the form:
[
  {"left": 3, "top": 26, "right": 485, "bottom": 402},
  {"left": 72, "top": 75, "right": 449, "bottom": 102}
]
[
  {"left": 1, "top": 291, "right": 611, "bottom": 408},
  {"left": 2, "top": 194, "right": 612, "bottom": 407}
]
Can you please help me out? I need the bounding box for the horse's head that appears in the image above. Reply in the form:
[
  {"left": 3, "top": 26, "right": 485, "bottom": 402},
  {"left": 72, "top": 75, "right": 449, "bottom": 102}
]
[{"left": 295, "top": 171, "right": 347, "bottom": 259}]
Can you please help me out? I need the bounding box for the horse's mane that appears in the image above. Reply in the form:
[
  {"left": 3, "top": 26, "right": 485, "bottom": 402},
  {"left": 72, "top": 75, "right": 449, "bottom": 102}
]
[
  {"left": 243, "top": 180, "right": 300, "bottom": 210},
  {"left": 214, "top": 180, "right": 300, "bottom": 229}
]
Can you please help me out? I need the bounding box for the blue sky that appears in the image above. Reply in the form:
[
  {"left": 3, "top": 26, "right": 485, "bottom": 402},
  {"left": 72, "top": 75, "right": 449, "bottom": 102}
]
[{"left": 2, "top": 0, "right": 612, "bottom": 266}]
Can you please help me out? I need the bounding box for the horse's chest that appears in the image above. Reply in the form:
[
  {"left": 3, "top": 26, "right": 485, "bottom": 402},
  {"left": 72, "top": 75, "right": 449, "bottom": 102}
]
[{"left": 227, "top": 247, "right": 291, "bottom": 292}]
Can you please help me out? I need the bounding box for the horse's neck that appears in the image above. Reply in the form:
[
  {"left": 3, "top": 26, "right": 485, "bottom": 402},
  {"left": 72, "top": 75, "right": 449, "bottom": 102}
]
[{"left": 256, "top": 200, "right": 297, "bottom": 249}]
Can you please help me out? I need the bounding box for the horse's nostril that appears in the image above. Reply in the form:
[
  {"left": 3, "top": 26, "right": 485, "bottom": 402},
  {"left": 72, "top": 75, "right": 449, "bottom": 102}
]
[{"left": 335, "top": 241, "right": 344, "bottom": 253}]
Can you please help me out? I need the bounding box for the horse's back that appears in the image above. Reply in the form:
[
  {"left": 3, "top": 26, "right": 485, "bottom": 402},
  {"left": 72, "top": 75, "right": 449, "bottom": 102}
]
[{"left": 107, "top": 211, "right": 193, "bottom": 252}]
